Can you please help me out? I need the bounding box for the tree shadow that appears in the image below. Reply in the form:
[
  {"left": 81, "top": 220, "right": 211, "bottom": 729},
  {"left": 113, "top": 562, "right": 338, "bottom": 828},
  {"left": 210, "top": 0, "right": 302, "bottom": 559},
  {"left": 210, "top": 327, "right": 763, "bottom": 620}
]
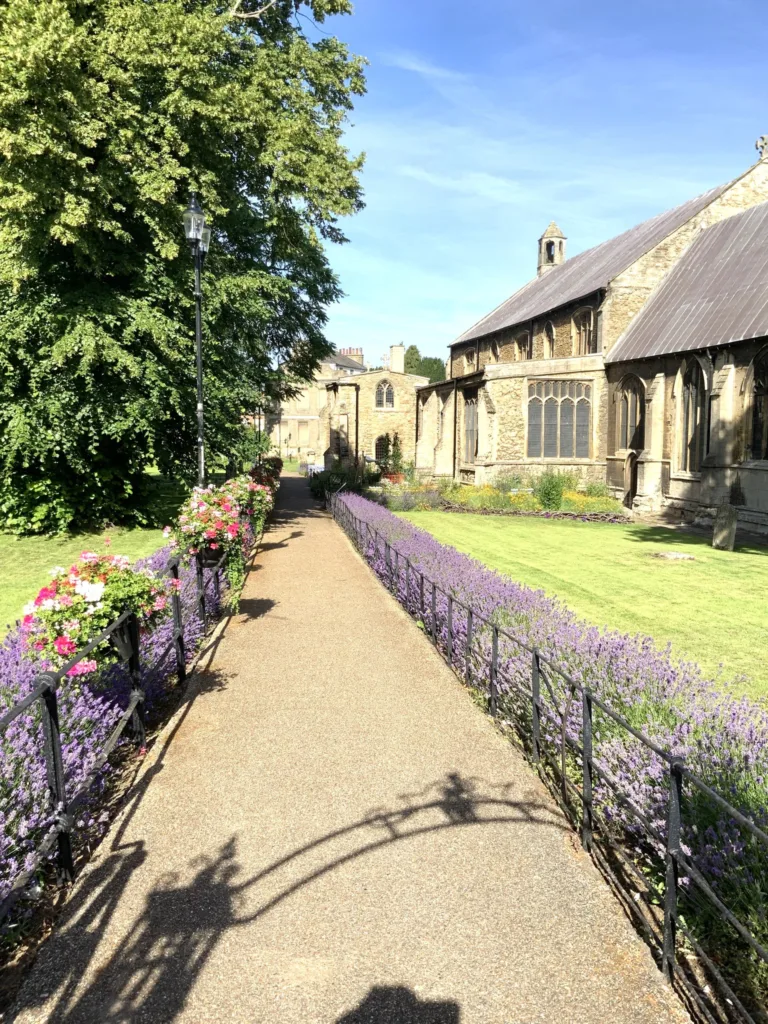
[
  {"left": 257, "top": 529, "right": 304, "bottom": 552},
  {"left": 336, "top": 986, "right": 460, "bottom": 1023},
  {"left": 13, "top": 773, "right": 564, "bottom": 1022},
  {"left": 624, "top": 522, "right": 768, "bottom": 554}
]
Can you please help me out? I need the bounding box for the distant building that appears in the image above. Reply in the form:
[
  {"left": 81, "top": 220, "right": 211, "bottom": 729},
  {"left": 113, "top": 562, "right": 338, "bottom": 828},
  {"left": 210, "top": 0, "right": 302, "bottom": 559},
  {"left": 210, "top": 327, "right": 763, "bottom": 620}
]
[
  {"left": 268, "top": 345, "right": 427, "bottom": 466},
  {"left": 415, "top": 137, "right": 768, "bottom": 531}
]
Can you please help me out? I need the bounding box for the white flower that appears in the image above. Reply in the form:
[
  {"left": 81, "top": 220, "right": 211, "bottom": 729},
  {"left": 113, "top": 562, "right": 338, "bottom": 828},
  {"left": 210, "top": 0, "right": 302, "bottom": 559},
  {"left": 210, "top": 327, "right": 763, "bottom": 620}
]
[
  {"left": 22, "top": 601, "right": 36, "bottom": 616},
  {"left": 48, "top": 566, "right": 66, "bottom": 577},
  {"left": 75, "top": 580, "right": 105, "bottom": 604}
]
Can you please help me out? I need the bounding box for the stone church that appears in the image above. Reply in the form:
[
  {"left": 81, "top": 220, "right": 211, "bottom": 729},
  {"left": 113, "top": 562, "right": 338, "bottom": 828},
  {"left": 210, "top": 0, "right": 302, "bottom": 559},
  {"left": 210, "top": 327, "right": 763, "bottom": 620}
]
[
  {"left": 268, "top": 345, "right": 427, "bottom": 466},
  {"left": 415, "top": 138, "right": 768, "bottom": 531}
]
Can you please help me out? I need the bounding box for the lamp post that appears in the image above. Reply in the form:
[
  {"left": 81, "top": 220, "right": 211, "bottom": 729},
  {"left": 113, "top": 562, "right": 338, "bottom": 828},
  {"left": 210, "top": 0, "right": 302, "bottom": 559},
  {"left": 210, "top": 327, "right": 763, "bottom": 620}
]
[{"left": 182, "top": 194, "right": 212, "bottom": 488}]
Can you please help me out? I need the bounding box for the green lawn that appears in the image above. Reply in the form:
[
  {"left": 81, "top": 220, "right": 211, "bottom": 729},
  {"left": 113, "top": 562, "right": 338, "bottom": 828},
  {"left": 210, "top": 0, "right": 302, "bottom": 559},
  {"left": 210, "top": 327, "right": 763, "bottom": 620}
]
[
  {"left": 0, "top": 527, "right": 166, "bottom": 632},
  {"left": 402, "top": 511, "right": 768, "bottom": 700}
]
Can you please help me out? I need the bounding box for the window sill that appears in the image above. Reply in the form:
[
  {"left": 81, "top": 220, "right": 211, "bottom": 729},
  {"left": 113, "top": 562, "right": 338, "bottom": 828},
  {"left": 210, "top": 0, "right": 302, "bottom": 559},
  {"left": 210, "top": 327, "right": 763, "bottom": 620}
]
[
  {"left": 670, "top": 472, "right": 701, "bottom": 482},
  {"left": 739, "top": 460, "right": 768, "bottom": 472}
]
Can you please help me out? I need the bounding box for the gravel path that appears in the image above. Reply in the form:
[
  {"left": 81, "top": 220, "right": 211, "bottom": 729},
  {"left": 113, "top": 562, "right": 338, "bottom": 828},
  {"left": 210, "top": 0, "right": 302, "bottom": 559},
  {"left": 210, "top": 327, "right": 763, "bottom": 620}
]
[{"left": 10, "top": 476, "right": 689, "bottom": 1024}]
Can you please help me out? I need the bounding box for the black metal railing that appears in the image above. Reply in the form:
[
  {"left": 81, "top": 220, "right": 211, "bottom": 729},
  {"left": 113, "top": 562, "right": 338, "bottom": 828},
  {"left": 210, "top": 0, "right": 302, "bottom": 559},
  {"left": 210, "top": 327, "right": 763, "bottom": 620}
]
[
  {"left": 331, "top": 494, "right": 768, "bottom": 1024},
  {"left": 0, "top": 545, "right": 228, "bottom": 924}
]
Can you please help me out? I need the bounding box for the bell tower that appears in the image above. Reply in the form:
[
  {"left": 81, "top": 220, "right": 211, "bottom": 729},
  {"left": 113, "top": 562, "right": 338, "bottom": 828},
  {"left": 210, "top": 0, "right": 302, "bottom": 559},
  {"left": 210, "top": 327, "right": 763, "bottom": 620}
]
[{"left": 537, "top": 222, "right": 566, "bottom": 277}]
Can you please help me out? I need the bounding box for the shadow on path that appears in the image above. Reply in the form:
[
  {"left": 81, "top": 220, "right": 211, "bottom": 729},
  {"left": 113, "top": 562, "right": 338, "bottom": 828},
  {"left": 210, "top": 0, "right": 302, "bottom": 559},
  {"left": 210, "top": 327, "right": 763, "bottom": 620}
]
[
  {"left": 14, "top": 774, "right": 563, "bottom": 1022},
  {"left": 336, "top": 986, "right": 461, "bottom": 1023}
]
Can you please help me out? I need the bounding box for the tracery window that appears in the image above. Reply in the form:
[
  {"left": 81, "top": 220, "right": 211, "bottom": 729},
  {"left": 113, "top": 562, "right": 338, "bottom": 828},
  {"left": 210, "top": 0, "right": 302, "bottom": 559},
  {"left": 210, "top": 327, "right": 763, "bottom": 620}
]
[
  {"left": 618, "top": 376, "right": 645, "bottom": 451},
  {"left": 544, "top": 321, "right": 555, "bottom": 359},
  {"left": 680, "top": 361, "right": 708, "bottom": 473},
  {"left": 464, "top": 390, "right": 478, "bottom": 464},
  {"left": 750, "top": 350, "right": 768, "bottom": 459},
  {"left": 573, "top": 309, "right": 597, "bottom": 355},
  {"left": 527, "top": 381, "right": 591, "bottom": 459},
  {"left": 375, "top": 381, "right": 394, "bottom": 409}
]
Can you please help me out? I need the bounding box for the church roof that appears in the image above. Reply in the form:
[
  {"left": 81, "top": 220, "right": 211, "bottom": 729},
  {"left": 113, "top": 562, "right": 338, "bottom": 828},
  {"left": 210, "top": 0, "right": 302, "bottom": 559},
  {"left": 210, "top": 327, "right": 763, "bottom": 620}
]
[
  {"left": 606, "top": 200, "right": 768, "bottom": 363},
  {"left": 454, "top": 181, "right": 731, "bottom": 345}
]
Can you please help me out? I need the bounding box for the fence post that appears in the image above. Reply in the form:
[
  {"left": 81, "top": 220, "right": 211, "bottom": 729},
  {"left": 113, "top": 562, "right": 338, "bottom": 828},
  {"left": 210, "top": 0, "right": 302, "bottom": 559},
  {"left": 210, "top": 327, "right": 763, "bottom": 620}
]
[
  {"left": 195, "top": 552, "right": 206, "bottom": 629},
  {"left": 490, "top": 625, "right": 499, "bottom": 716},
  {"left": 581, "top": 687, "right": 593, "bottom": 852},
  {"left": 170, "top": 560, "right": 186, "bottom": 683},
  {"left": 127, "top": 612, "right": 146, "bottom": 749},
  {"left": 40, "top": 675, "right": 75, "bottom": 882},
  {"left": 394, "top": 549, "right": 400, "bottom": 599},
  {"left": 212, "top": 562, "right": 221, "bottom": 605},
  {"left": 447, "top": 596, "right": 453, "bottom": 665},
  {"left": 431, "top": 583, "right": 437, "bottom": 645},
  {"left": 465, "top": 608, "right": 473, "bottom": 685},
  {"left": 405, "top": 559, "right": 411, "bottom": 614},
  {"left": 531, "top": 650, "right": 541, "bottom": 764},
  {"left": 419, "top": 572, "right": 425, "bottom": 619},
  {"left": 662, "top": 757, "right": 684, "bottom": 982}
]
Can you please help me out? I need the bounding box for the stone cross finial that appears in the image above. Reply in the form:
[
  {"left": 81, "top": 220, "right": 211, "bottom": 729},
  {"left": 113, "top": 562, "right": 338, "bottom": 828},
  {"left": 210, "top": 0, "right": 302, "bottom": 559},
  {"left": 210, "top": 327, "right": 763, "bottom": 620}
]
[{"left": 756, "top": 135, "right": 768, "bottom": 160}]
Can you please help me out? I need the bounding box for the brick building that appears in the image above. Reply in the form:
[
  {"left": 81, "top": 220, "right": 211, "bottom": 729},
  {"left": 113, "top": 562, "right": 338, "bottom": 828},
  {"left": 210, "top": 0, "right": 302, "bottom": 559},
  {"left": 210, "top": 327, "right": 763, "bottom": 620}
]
[
  {"left": 268, "top": 345, "right": 427, "bottom": 466},
  {"left": 415, "top": 139, "right": 768, "bottom": 530}
]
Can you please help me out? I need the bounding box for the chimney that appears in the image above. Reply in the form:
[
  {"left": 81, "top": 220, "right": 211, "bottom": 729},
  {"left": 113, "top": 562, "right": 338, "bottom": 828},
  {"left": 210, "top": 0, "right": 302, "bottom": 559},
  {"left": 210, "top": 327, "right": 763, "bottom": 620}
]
[
  {"left": 537, "top": 221, "right": 566, "bottom": 277},
  {"left": 389, "top": 344, "right": 405, "bottom": 374},
  {"left": 339, "top": 346, "right": 365, "bottom": 367}
]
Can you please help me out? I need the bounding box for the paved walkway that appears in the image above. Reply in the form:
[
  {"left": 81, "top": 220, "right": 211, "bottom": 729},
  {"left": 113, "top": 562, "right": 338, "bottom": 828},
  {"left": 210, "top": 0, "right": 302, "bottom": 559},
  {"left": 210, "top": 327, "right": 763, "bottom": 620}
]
[{"left": 11, "top": 477, "right": 689, "bottom": 1024}]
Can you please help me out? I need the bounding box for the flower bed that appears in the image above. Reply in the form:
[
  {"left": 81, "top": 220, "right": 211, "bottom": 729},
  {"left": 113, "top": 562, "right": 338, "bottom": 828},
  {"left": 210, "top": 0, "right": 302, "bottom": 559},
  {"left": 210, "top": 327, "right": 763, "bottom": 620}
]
[
  {"left": 0, "top": 461, "right": 280, "bottom": 936},
  {"left": 335, "top": 492, "right": 768, "bottom": 1012}
]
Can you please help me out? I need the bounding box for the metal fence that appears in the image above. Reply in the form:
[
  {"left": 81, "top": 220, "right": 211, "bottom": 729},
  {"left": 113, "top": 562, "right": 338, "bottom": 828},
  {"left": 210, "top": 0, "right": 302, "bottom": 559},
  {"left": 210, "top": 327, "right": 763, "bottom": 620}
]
[
  {"left": 0, "top": 546, "right": 227, "bottom": 924},
  {"left": 331, "top": 493, "right": 768, "bottom": 1024}
]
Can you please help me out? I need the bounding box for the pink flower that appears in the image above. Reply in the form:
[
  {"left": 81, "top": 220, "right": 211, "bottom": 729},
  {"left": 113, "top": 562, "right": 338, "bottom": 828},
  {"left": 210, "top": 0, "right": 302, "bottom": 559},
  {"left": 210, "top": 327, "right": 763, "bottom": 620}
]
[
  {"left": 21, "top": 614, "right": 36, "bottom": 630},
  {"left": 54, "top": 635, "right": 77, "bottom": 657},
  {"left": 162, "top": 526, "right": 172, "bottom": 537},
  {"left": 204, "top": 528, "right": 217, "bottom": 539},
  {"left": 34, "top": 585, "right": 57, "bottom": 607},
  {"left": 153, "top": 596, "right": 167, "bottom": 612},
  {"left": 59, "top": 594, "right": 73, "bottom": 607},
  {"left": 189, "top": 547, "right": 199, "bottom": 555},
  {"left": 209, "top": 542, "right": 219, "bottom": 550},
  {"left": 80, "top": 551, "right": 99, "bottom": 563},
  {"left": 67, "top": 659, "right": 97, "bottom": 677},
  {"left": 226, "top": 524, "right": 239, "bottom": 537},
  {"left": 221, "top": 502, "right": 232, "bottom": 512},
  {"left": 170, "top": 578, "right": 182, "bottom": 591}
]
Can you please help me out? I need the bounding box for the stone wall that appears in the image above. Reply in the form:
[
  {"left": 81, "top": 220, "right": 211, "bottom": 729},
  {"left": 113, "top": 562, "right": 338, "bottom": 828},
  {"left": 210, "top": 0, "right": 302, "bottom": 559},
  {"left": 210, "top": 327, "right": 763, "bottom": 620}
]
[{"left": 606, "top": 337, "right": 768, "bottom": 529}]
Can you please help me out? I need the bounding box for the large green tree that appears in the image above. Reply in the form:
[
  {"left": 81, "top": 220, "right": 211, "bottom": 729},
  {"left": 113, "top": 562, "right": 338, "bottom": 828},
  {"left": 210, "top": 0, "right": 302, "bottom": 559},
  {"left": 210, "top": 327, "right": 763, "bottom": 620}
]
[{"left": 0, "top": 0, "right": 365, "bottom": 532}]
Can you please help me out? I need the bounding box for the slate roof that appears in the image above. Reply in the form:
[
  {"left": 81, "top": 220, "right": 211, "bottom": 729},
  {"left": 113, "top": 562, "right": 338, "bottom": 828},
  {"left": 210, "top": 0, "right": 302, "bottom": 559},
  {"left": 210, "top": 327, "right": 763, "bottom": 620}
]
[
  {"left": 454, "top": 182, "right": 731, "bottom": 345},
  {"left": 606, "top": 201, "right": 768, "bottom": 363},
  {"left": 327, "top": 353, "right": 365, "bottom": 370}
]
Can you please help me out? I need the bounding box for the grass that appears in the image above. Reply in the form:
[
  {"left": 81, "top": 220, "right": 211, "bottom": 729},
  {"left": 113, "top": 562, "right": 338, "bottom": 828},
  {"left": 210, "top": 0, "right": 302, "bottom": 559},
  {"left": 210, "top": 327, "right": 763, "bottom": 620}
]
[
  {"left": 0, "top": 526, "right": 166, "bottom": 632},
  {"left": 401, "top": 511, "right": 768, "bottom": 700}
]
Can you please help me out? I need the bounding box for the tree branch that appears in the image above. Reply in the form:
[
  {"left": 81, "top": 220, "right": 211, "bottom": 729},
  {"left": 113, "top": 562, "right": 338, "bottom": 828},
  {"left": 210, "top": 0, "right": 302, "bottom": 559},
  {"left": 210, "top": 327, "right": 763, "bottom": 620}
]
[{"left": 229, "top": 0, "right": 279, "bottom": 19}]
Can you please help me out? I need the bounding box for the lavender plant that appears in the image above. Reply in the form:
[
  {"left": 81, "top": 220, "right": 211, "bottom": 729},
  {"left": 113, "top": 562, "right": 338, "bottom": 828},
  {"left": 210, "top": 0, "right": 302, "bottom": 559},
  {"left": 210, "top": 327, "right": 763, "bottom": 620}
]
[{"left": 337, "top": 492, "right": 768, "bottom": 1007}]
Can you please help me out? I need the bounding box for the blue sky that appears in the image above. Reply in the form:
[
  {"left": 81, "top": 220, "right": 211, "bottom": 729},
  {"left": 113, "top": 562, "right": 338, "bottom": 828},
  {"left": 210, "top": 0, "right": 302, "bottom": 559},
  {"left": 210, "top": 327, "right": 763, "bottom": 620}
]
[{"left": 317, "top": 0, "right": 768, "bottom": 366}]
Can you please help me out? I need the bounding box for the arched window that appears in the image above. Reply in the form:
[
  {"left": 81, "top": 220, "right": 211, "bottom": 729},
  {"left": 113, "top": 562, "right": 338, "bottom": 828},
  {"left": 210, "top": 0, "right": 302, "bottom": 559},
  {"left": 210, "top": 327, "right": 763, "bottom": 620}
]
[
  {"left": 573, "top": 309, "right": 596, "bottom": 355},
  {"left": 750, "top": 350, "right": 768, "bottom": 459},
  {"left": 464, "top": 390, "right": 478, "bottom": 464},
  {"left": 465, "top": 349, "right": 476, "bottom": 373},
  {"left": 515, "top": 332, "right": 532, "bottom": 361},
  {"left": 527, "top": 380, "right": 592, "bottom": 459},
  {"left": 489, "top": 339, "right": 500, "bottom": 363},
  {"left": 375, "top": 381, "right": 394, "bottom": 409},
  {"left": 544, "top": 321, "right": 555, "bottom": 359},
  {"left": 618, "top": 376, "right": 645, "bottom": 451},
  {"left": 374, "top": 435, "right": 389, "bottom": 462},
  {"left": 680, "top": 361, "right": 708, "bottom": 473},
  {"left": 545, "top": 240, "right": 555, "bottom": 264}
]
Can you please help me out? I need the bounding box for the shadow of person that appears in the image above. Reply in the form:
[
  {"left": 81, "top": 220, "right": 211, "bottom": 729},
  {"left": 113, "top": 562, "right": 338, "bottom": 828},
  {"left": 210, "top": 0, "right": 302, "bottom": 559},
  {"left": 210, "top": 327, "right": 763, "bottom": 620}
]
[
  {"left": 235, "top": 596, "right": 277, "bottom": 621},
  {"left": 336, "top": 986, "right": 460, "bottom": 1023}
]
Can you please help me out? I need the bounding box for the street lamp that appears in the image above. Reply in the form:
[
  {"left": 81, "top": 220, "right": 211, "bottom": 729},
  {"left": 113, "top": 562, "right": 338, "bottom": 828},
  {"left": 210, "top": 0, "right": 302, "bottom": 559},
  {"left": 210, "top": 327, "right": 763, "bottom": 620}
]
[{"left": 182, "top": 194, "right": 212, "bottom": 487}]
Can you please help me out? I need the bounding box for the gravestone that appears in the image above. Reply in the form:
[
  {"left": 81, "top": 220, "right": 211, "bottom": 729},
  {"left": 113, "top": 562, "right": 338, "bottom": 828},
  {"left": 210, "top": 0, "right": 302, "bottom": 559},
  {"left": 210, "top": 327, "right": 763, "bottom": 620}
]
[{"left": 712, "top": 502, "right": 738, "bottom": 551}]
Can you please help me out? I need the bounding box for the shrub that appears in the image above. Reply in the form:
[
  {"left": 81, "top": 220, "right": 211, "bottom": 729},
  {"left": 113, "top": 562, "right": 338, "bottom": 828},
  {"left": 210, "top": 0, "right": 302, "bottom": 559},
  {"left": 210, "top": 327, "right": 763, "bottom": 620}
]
[
  {"left": 560, "top": 491, "right": 625, "bottom": 515},
  {"left": 534, "top": 471, "right": 565, "bottom": 509},
  {"left": 492, "top": 472, "right": 524, "bottom": 492},
  {"left": 585, "top": 481, "right": 610, "bottom": 498}
]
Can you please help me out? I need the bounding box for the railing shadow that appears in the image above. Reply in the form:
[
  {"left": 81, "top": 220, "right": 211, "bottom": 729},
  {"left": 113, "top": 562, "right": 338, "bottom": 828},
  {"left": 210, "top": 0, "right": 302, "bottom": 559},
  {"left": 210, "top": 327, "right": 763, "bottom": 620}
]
[{"left": 12, "top": 773, "right": 563, "bottom": 1022}]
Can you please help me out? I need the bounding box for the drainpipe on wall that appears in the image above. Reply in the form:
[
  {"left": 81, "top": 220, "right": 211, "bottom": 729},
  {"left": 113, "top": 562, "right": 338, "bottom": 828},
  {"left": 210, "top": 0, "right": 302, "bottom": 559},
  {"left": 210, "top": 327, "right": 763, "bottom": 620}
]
[{"left": 452, "top": 377, "right": 458, "bottom": 480}]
